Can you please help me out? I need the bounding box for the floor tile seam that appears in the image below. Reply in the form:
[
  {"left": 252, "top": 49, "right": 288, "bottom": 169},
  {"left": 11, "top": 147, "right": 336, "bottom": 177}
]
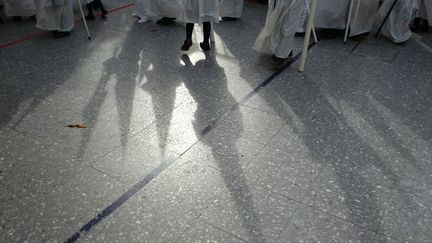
[
  {"left": 373, "top": 232, "right": 403, "bottom": 243},
  {"left": 412, "top": 34, "right": 432, "bottom": 56},
  {"left": 63, "top": 138, "right": 202, "bottom": 242},
  {"left": 271, "top": 199, "right": 304, "bottom": 243},
  {"left": 0, "top": 166, "right": 91, "bottom": 224},
  {"left": 196, "top": 216, "right": 252, "bottom": 242},
  {"left": 297, "top": 201, "right": 381, "bottom": 233}
]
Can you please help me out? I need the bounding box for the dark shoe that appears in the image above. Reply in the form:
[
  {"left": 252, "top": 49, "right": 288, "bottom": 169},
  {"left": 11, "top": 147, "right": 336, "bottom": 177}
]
[
  {"left": 222, "top": 17, "right": 238, "bottom": 21},
  {"left": 85, "top": 3, "right": 95, "bottom": 20},
  {"left": 411, "top": 18, "right": 429, "bottom": 33},
  {"left": 181, "top": 40, "right": 193, "bottom": 51},
  {"left": 95, "top": 0, "right": 108, "bottom": 19},
  {"left": 157, "top": 17, "right": 176, "bottom": 25},
  {"left": 393, "top": 41, "right": 406, "bottom": 46},
  {"left": 200, "top": 42, "right": 211, "bottom": 51},
  {"left": 52, "top": 30, "right": 71, "bottom": 38},
  {"left": 13, "top": 16, "right": 22, "bottom": 22},
  {"left": 295, "top": 32, "right": 306, "bottom": 37},
  {"left": 271, "top": 53, "right": 292, "bottom": 69}
]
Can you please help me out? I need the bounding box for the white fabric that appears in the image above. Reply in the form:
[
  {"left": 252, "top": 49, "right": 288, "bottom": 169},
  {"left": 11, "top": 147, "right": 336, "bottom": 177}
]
[
  {"left": 4, "top": 0, "right": 36, "bottom": 17},
  {"left": 180, "top": 0, "right": 219, "bottom": 23},
  {"left": 297, "top": 0, "right": 380, "bottom": 36},
  {"left": 134, "top": 0, "right": 147, "bottom": 19},
  {"left": 35, "top": 0, "right": 74, "bottom": 31},
  {"left": 350, "top": 0, "right": 380, "bottom": 36},
  {"left": 377, "top": 0, "right": 415, "bottom": 43},
  {"left": 253, "top": 0, "right": 304, "bottom": 58},
  {"left": 417, "top": 0, "right": 432, "bottom": 26},
  {"left": 314, "top": 0, "right": 351, "bottom": 29},
  {"left": 145, "top": 0, "right": 182, "bottom": 19},
  {"left": 219, "top": 0, "right": 243, "bottom": 18}
]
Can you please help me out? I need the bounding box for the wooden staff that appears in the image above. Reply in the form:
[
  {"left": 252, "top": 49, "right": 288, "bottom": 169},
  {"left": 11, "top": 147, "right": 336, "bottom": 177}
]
[
  {"left": 77, "top": 0, "right": 91, "bottom": 40},
  {"left": 299, "top": 0, "right": 317, "bottom": 72}
]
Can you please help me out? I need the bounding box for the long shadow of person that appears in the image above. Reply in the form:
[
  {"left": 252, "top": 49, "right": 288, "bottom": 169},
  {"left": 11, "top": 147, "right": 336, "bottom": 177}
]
[
  {"left": 181, "top": 52, "right": 268, "bottom": 242},
  {"left": 76, "top": 24, "right": 148, "bottom": 161}
]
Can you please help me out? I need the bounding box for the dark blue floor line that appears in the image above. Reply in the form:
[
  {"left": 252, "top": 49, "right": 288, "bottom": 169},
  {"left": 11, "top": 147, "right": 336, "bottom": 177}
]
[{"left": 64, "top": 42, "right": 317, "bottom": 243}]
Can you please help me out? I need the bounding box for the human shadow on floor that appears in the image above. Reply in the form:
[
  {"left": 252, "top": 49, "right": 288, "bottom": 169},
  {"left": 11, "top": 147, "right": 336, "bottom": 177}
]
[{"left": 181, "top": 52, "right": 267, "bottom": 242}]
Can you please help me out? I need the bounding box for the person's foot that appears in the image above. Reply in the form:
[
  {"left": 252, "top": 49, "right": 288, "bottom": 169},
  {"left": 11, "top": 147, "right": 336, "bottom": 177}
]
[
  {"left": 272, "top": 53, "right": 292, "bottom": 69},
  {"left": 52, "top": 30, "right": 71, "bottom": 38},
  {"left": 222, "top": 17, "right": 238, "bottom": 21},
  {"left": 12, "top": 16, "right": 22, "bottom": 22},
  {"left": 411, "top": 18, "right": 429, "bottom": 33},
  {"left": 101, "top": 9, "right": 108, "bottom": 19},
  {"left": 137, "top": 16, "right": 151, "bottom": 24},
  {"left": 200, "top": 41, "right": 211, "bottom": 51},
  {"left": 295, "top": 32, "right": 306, "bottom": 37},
  {"left": 393, "top": 41, "right": 406, "bottom": 46},
  {"left": 181, "top": 40, "right": 193, "bottom": 51},
  {"left": 157, "top": 17, "right": 175, "bottom": 25}
]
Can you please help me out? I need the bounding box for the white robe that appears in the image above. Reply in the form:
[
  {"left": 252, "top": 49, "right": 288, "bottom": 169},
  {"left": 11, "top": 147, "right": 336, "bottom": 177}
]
[
  {"left": 219, "top": 0, "right": 243, "bottom": 18},
  {"left": 145, "top": 0, "right": 182, "bottom": 19},
  {"left": 35, "top": 0, "right": 75, "bottom": 32},
  {"left": 180, "top": 0, "right": 219, "bottom": 23},
  {"left": 314, "top": 0, "right": 351, "bottom": 29},
  {"left": 253, "top": 0, "right": 304, "bottom": 59},
  {"left": 297, "top": 0, "right": 379, "bottom": 37},
  {"left": 377, "top": 0, "right": 415, "bottom": 43},
  {"left": 350, "top": 0, "right": 380, "bottom": 36},
  {"left": 4, "top": 0, "right": 36, "bottom": 17},
  {"left": 134, "top": 0, "right": 147, "bottom": 19},
  {"left": 417, "top": 0, "right": 432, "bottom": 26}
]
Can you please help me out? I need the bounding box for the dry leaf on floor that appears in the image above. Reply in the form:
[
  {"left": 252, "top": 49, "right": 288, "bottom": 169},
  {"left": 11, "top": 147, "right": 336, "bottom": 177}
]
[{"left": 66, "top": 123, "right": 87, "bottom": 128}]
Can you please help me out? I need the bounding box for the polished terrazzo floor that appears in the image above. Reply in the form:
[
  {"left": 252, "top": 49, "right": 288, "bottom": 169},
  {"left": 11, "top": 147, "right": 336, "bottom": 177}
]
[{"left": 1, "top": 1, "right": 432, "bottom": 242}]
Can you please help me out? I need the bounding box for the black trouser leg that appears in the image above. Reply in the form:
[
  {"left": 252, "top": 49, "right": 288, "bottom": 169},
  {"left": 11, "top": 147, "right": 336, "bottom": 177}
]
[
  {"left": 95, "top": 0, "right": 107, "bottom": 16},
  {"left": 202, "top": 22, "right": 211, "bottom": 43},
  {"left": 186, "top": 23, "right": 194, "bottom": 41},
  {"left": 86, "top": 2, "right": 95, "bottom": 20}
]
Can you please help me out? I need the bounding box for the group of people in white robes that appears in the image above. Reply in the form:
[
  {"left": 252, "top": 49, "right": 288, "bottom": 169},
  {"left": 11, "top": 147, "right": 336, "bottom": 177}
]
[
  {"left": 253, "top": 0, "right": 432, "bottom": 68},
  {"left": 1, "top": 0, "right": 430, "bottom": 60},
  {"left": 131, "top": 0, "right": 244, "bottom": 50},
  {"left": 1, "top": 0, "right": 36, "bottom": 22},
  {"left": 132, "top": 0, "right": 244, "bottom": 24},
  {"left": 0, "top": 0, "right": 107, "bottom": 37}
]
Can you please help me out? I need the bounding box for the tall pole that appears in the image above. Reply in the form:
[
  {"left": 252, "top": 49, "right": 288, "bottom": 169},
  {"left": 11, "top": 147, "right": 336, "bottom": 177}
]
[
  {"left": 299, "top": 0, "right": 317, "bottom": 72},
  {"left": 77, "top": 0, "right": 92, "bottom": 40}
]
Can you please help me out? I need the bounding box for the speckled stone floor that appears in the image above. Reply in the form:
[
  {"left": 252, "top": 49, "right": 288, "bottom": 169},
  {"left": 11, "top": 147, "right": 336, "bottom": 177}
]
[{"left": 1, "top": 1, "right": 432, "bottom": 242}]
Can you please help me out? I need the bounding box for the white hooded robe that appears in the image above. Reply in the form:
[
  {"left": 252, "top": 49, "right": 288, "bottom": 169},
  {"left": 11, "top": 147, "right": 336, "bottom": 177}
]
[
  {"left": 145, "top": 0, "right": 183, "bottom": 19},
  {"left": 297, "top": 0, "right": 379, "bottom": 37},
  {"left": 219, "top": 0, "right": 243, "bottom": 18},
  {"left": 35, "top": 0, "right": 75, "bottom": 32},
  {"left": 377, "top": 0, "right": 416, "bottom": 43},
  {"left": 180, "top": 0, "right": 219, "bottom": 23},
  {"left": 253, "top": 0, "right": 304, "bottom": 58},
  {"left": 4, "top": 0, "right": 36, "bottom": 17}
]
